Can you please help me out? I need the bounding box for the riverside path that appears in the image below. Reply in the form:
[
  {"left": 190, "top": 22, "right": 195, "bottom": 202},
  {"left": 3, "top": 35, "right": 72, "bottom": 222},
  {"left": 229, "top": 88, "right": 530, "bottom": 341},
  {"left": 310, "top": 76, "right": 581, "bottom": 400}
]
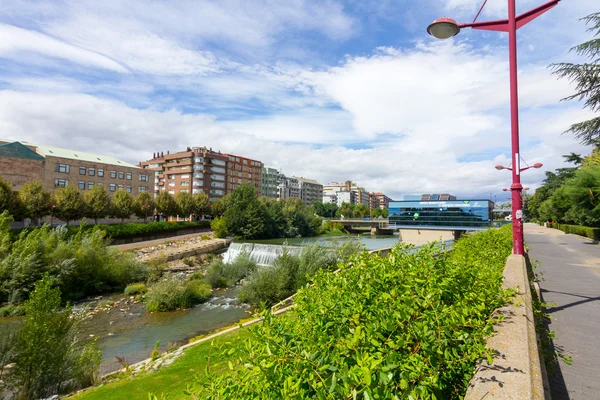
[{"left": 524, "top": 223, "right": 600, "bottom": 399}]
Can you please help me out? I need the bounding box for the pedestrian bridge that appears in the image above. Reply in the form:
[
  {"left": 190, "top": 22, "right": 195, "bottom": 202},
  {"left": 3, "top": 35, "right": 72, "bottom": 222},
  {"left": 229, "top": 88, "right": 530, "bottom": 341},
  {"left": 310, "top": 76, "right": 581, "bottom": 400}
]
[{"left": 329, "top": 219, "right": 493, "bottom": 232}]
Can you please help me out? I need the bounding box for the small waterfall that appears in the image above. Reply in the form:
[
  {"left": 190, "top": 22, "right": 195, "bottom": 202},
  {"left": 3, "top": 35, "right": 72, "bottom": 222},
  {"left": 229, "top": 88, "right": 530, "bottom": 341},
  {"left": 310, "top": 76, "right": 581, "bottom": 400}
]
[{"left": 222, "top": 243, "right": 304, "bottom": 266}]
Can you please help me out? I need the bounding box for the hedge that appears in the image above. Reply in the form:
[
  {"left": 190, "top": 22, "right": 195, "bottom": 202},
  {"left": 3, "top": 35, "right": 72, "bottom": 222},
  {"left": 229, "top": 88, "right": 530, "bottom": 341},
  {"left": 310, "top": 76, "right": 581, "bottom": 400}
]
[
  {"left": 193, "top": 226, "right": 513, "bottom": 399},
  {"left": 11, "top": 221, "right": 211, "bottom": 241},
  {"left": 555, "top": 223, "right": 600, "bottom": 241}
]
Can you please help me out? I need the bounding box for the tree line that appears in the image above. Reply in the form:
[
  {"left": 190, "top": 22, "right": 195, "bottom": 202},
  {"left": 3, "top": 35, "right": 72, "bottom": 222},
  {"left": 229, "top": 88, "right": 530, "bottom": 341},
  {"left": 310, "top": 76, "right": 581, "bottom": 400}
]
[
  {"left": 0, "top": 176, "right": 210, "bottom": 225},
  {"left": 313, "top": 201, "right": 386, "bottom": 219}
]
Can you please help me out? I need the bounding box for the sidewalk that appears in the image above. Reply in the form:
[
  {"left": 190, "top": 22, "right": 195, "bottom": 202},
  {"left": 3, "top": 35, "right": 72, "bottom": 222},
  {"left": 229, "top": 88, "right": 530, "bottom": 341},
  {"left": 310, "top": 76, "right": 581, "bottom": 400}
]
[
  {"left": 111, "top": 231, "right": 213, "bottom": 252},
  {"left": 524, "top": 223, "right": 600, "bottom": 400}
]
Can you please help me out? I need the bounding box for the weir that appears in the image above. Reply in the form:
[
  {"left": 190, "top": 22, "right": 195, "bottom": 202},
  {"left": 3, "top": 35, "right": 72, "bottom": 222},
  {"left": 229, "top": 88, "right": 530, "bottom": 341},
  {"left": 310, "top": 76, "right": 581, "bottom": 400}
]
[{"left": 222, "top": 243, "right": 304, "bottom": 266}]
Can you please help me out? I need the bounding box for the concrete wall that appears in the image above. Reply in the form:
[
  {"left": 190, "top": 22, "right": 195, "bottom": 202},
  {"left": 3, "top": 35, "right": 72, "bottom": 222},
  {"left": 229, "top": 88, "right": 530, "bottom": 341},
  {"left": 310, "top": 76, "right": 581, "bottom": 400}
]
[
  {"left": 465, "top": 254, "right": 547, "bottom": 399},
  {"left": 398, "top": 229, "right": 455, "bottom": 245}
]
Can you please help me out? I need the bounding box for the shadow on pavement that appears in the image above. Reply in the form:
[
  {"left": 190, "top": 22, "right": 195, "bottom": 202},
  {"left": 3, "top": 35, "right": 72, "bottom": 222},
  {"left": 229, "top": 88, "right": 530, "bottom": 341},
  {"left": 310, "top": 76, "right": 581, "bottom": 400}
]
[
  {"left": 525, "top": 254, "right": 571, "bottom": 400},
  {"left": 540, "top": 289, "right": 600, "bottom": 314}
]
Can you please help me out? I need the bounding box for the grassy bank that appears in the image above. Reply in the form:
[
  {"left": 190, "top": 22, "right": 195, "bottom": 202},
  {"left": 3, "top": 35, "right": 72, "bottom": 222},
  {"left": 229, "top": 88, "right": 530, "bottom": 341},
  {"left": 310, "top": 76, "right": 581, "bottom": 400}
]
[{"left": 69, "top": 329, "right": 250, "bottom": 400}]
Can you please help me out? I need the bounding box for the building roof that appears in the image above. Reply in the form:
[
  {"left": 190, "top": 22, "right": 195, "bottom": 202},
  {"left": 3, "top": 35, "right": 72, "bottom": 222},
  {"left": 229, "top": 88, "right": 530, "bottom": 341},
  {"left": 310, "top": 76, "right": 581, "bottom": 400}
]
[
  {"left": 293, "top": 176, "right": 322, "bottom": 185},
  {"left": 35, "top": 143, "right": 140, "bottom": 169},
  {"left": 0, "top": 141, "right": 45, "bottom": 161}
]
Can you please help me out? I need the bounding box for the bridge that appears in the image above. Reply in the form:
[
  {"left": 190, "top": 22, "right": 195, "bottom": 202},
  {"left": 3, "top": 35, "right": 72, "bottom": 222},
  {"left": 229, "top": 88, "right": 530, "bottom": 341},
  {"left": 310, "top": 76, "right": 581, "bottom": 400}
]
[{"left": 329, "top": 218, "right": 493, "bottom": 232}]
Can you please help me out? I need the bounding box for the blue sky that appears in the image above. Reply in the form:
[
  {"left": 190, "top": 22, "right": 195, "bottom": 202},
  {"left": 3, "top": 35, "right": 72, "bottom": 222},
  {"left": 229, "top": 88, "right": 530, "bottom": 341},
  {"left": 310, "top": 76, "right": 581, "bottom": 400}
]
[{"left": 0, "top": 0, "right": 597, "bottom": 200}]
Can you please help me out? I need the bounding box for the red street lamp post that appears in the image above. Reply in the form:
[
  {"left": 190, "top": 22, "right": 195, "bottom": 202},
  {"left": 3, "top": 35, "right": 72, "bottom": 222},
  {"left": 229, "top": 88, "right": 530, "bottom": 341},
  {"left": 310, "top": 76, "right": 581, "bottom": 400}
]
[{"left": 427, "top": 0, "right": 559, "bottom": 255}]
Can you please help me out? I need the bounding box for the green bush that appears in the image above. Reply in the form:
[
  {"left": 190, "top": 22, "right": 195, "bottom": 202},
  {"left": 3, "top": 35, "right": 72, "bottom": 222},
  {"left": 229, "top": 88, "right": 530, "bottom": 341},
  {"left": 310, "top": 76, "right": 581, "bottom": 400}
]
[
  {"left": 211, "top": 216, "right": 228, "bottom": 238},
  {"left": 145, "top": 278, "right": 212, "bottom": 312},
  {"left": 205, "top": 253, "right": 257, "bottom": 289},
  {"left": 556, "top": 223, "right": 600, "bottom": 241},
  {"left": 239, "top": 244, "right": 346, "bottom": 307},
  {"left": 193, "top": 226, "right": 513, "bottom": 398},
  {"left": 124, "top": 283, "right": 147, "bottom": 296},
  {"left": 0, "top": 224, "right": 148, "bottom": 304},
  {"left": 0, "top": 304, "right": 25, "bottom": 317},
  {"left": 8, "top": 276, "right": 102, "bottom": 399}
]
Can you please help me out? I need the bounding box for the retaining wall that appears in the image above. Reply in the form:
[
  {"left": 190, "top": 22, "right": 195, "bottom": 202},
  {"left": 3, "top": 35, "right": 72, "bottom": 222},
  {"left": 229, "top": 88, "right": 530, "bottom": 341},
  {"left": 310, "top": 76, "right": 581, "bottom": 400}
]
[{"left": 465, "top": 254, "right": 548, "bottom": 399}]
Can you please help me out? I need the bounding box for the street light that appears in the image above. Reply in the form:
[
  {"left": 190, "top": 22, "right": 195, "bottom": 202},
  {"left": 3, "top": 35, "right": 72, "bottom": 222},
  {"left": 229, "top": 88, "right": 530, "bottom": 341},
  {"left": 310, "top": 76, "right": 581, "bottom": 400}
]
[
  {"left": 428, "top": 0, "right": 559, "bottom": 255},
  {"left": 495, "top": 162, "right": 543, "bottom": 172}
]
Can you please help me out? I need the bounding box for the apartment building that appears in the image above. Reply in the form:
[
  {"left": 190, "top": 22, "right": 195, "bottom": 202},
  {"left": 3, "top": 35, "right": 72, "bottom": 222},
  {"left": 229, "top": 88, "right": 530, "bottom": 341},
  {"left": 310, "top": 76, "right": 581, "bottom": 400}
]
[
  {"left": 225, "top": 154, "right": 263, "bottom": 196},
  {"left": 262, "top": 167, "right": 279, "bottom": 198},
  {"left": 277, "top": 175, "right": 300, "bottom": 200},
  {"left": 323, "top": 180, "right": 369, "bottom": 206},
  {"left": 294, "top": 177, "right": 323, "bottom": 207},
  {"left": 370, "top": 192, "right": 393, "bottom": 209},
  {"left": 140, "top": 147, "right": 229, "bottom": 201},
  {"left": 323, "top": 190, "right": 355, "bottom": 207},
  {"left": 0, "top": 140, "right": 148, "bottom": 194}
]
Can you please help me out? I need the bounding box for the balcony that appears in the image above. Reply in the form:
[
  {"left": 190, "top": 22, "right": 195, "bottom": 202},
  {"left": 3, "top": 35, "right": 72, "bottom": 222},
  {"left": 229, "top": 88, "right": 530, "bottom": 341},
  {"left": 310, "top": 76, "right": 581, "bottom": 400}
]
[{"left": 166, "top": 166, "right": 192, "bottom": 174}]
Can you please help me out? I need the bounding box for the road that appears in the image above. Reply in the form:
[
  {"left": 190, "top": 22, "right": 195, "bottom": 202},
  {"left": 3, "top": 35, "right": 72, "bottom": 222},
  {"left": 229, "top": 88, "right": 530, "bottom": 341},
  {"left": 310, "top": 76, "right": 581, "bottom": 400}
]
[{"left": 524, "top": 223, "right": 600, "bottom": 400}]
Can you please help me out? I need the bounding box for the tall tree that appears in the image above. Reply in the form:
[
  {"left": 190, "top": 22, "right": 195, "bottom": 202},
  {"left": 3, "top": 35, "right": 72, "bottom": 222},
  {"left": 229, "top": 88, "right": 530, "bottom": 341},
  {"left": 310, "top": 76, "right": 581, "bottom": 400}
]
[
  {"left": 83, "top": 186, "right": 111, "bottom": 224},
  {"left": 211, "top": 194, "right": 230, "bottom": 217},
  {"left": 224, "top": 184, "right": 268, "bottom": 239},
  {"left": 133, "top": 192, "right": 155, "bottom": 222},
  {"left": 155, "top": 191, "right": 178, "bottom": 220},
  {"left": 354, "top": 203, "right": 370, "bottom": 218},
  {"left": 52, "top": 186, "right": 84, "bottom": 226},
  {"left": 18, "top": 180, "right": 51, "bottom": 224},
  {"left": 0, "top": 175, "right": 15, "bottom": 215},
  {"left": 111, "top": 190, "right": 134, "bottom": 222},
  {"left": 175, "top": 191, "right": 194, "bottom": 220},
  {"left": 192, "top": 191, "right": 210, "bottom": 217},
  {"left": 551, "top": 12, "right": 600, "bottom": 145}
]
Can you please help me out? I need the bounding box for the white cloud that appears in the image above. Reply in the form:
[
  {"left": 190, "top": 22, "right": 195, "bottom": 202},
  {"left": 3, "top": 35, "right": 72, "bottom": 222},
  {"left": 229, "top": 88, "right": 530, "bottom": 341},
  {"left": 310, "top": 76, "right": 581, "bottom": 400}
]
[{"left": 0, "top": 24, "right": 128, "bottom": 72}]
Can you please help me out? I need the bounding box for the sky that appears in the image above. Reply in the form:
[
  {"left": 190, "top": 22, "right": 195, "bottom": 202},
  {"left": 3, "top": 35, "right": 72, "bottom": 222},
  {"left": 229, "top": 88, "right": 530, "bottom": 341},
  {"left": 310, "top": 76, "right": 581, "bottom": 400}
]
[{"left": 0, "top": 0, "right": 597, "bottom": 201}]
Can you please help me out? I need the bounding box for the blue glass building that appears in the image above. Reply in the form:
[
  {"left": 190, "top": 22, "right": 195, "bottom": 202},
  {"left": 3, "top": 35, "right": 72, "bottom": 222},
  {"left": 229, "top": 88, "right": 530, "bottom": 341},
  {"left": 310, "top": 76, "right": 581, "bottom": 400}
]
[{"left": 388, "top": 199, "right": 494, "bottom": 228}]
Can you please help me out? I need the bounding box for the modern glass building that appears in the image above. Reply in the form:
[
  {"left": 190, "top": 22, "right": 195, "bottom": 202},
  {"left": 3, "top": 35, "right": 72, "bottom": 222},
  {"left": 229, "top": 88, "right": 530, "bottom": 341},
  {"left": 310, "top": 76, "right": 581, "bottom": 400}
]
[{"left": 388, "top": 199, "right": 494, "bottom": 228}]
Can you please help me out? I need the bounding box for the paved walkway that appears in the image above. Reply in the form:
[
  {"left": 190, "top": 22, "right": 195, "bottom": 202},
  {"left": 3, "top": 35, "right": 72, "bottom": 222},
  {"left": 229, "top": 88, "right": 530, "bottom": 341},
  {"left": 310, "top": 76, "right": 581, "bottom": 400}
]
[
  {"left": 111, "top": 231, "right": 213, "bottom": 251},
  {"left": 524, "top": 223, "right": 600, "bottom": 400}
]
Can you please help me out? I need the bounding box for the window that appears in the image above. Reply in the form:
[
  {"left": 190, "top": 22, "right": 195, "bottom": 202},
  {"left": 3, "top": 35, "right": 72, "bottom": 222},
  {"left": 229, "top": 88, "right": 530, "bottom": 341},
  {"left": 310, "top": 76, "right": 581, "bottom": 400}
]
[
  {"left": 97, "top": 182, "right": 103, "bottom": 187},
  {"left": 126, "top": 172, "right": 132, "bottom": 180},
  {"left": 210, "top": 189, "right": 225, "bottom": 195},
  {"left": 181, "top": 181, "right": 189, "bottom": 186},
  {"left": 211, "top": 159, "right": 226, "bottom": 166},
  {"left": 98, "top": 168, "right": 104, "bottom": 177},
  {"left": 139, "top": 186, "right": 147, "bottom": 192},
  {"left": 211, "top": 174, "right": 225, "bottom": 181},
  {"left": 168, "top": 182, "right": 175, "bottom": 187},
  {"left": 56, "top": 164, "right": 70, "bottom": 173},
  {"left": 88, "top": 167, "right": 95, "bottom": 176},
  {"left": 54, "top": 178, "right": 68, "bottom": 187},
  {"left": 180, "top": 174, "right": 189, "bottom": 179},
  {"left": 78, "top": 181, "right": 85, "bottom": 190},
  {"left": 140, "top": 174, "right": 148, "bottom": 182},
  {"left": 194, "top": 157, "right": 204, "bottom": 163},
  {"left": 79, "top": 166, "right": 86, "bottom": 175},
  {"left": 211, "top": 167, "right": 226, "bottom": 174},
  {"left": 126, "top": 185, "right": 132, "bottom": 193},
  {"left": 88, "top": 182, "right": 94, "bottom": 190},
  {"left": 192, "top": 188, "right": 203, "bottom": 194},
  {"left": 193, "top": 180, "right": 203, "bottom": 186},
  {"left": 109, "top": 184, "right": 116, "bottom": 192},
  {"left": 167, "top": 175, "right": 175, "bottom": 179},
  {"left": 180, "top": 189, "right": 189, "bottom": 193},
  {"left": 118, "top": 171, "right": 124, "bottom": 179},
  {"left": 168, "top": 190, "right": 175, "bottom": 195},
  {"left": 193, "top": 172, "right": 203, "bottom": 179},
  {"left": 118, "top": 184, "right": 123, "bottom": 190},
  {"left": 211, "top": 182, "right": 225, "bottom": 188},
  {"left": 110, "top": 170, "right": 117, "bottom": 178}
]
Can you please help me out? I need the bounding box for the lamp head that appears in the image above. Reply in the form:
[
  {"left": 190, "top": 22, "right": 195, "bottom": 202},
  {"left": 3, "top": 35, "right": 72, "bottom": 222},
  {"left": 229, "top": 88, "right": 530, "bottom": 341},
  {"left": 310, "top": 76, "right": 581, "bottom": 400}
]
[
  {"left": 495, "top": 165, "right": 505, "bottom": 170},
  {"left": 523, "top": 187, "right": 530, "bottom": 191},
  {"left": 532, "top": 162, "right": 543, "bottom": 169},
  {"left": 427, "top": 17, "right": 460, "bottom": 39},
  {"left": 502, "top": 188, "right": 508, "bottom": 191}
]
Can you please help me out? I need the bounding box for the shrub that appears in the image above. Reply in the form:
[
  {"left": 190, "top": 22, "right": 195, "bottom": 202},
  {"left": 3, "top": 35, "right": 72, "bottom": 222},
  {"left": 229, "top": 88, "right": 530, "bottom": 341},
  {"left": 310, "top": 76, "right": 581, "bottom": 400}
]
[
  {"left": 146, "top": 255, "right": 168, "bottom": 284},
  {"left": 556, "top": 223, "right": 600, "bottom": 241},
  {"left": 124, "top": 283, "right": 147, "bottom": 296},
  {"left": 145, "top": 278, "right": 211, "bottom": 312},
  {"left": 204, "top": 253, "right": 257, "bottom": 288},
  {"left": 0, "top": 304, "right": 25, "bottom": 317},
  {"left": 0, "top": 224, "right": 148, "bottom": 304},
  {"left": 211, "top": 216, "right": 228, "bottom": 238},
  {"left": 193, "top": 227, "right": 513, "bottom": 398},
  {"left": 8, "top": 276, "right": 102, "bottom": 399}
]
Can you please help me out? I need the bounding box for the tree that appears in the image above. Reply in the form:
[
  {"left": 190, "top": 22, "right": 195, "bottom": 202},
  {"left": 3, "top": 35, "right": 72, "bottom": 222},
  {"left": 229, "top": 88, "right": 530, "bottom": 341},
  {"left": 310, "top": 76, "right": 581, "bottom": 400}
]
[
  {"left": 9, "top": 276, "right": 101, "bottom": 399},
  {"left": 551, "top": 12, "right": 600, "bottom": 146},
  {"left": 211, "top": 194, "right": 230, "bottom": 217},
  {"left": 83, "top": 186, "right": 111, "bottom": 224},
  {"left": 52, "top": 186, "right": 84, "bottom": 226},
  {"left": 336, "top": 202, "right": 355, "bottom": 219},
  {"left": 133, "top": 192, "right": 155, "bottom": 222},
  {"left": 155, "top": 191, "right": 178, "bottom": 219},
  {"left": 372, "top": 208, "right": 389, "bottom": 218},
  {"left": 313, "top": 201, "right": 338, "bottom": 218},
  {"left": 354, "top": 203, "right": 370, "bottom": 218},
  {"left": 193, "top": 191, "right": 210, "bottom": 217},
  {"left": 0, "top": 175, "right": 15, "bottom": 215},
  {"left": 111, "top": 190, "right": 134, "bottom": 222},
  {"left": 18, "top": 180, "right": 51, "bottom": 224},
  {"left": 224, "top": 184, "right": 268, "bottom": 239},
  {"left": 175, "top": 191, "right": 194, "bottom": 220}
]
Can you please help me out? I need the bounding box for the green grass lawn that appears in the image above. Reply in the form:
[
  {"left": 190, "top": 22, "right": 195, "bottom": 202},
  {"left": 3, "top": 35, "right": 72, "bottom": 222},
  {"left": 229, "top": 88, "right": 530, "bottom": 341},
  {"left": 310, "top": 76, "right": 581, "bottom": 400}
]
[{"left": 70, "top": 328, "right": 250, "bottom": 400}]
